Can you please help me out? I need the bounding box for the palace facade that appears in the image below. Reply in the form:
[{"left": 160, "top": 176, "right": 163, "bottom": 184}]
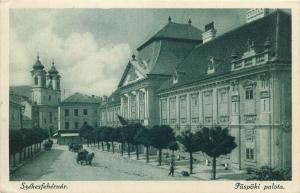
[{"left": 101, "top": 9, "right": 291, "bottom": 169}]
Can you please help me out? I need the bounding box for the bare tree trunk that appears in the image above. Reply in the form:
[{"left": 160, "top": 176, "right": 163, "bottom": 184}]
[
  {"left": 13, "top": 153, "right": 16, "bottom": 167},
  {"left": 212, "top": 157, "right": 217, "bottom": 180},
  {"left": 97, "top": 140, "right": 100, "bottom": 149},
  {"left": 135, "top": 145, "right": 139, "bottom": 160},
  {"left": 101, "top": 141, "right": 104, "bottom": 151},
  {"left": 146, "top": 146, "right": 149, "bottom": 163},
  {"left": 112, "top": 142, "right": 115, "bottom": 153},
  {"left": 23, "top": 148, "right": 26, "bottom": 161},
  {"left": 121, "top": 142, "right": 124, "bottom": 156},
  {"left": 158, "top": 149, "right": 162, "bottom": 166},
  {"left": 19, "top": 151, "right": 22, "bottom": 163},
  {"left": 127, "top": 143, "right": 130, "bottom": 158},
  {"left": 189, "top": 152, "right": 193, "bottom": 174}
]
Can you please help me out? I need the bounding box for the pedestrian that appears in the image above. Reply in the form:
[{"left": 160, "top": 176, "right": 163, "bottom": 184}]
[{"left": 168, "top": 163, "right": 175, "bottom": 176}]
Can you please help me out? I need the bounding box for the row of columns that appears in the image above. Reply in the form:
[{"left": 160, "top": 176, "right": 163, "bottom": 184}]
[{"left": 121, "top": 88, "right": 149, "bottom": 122}]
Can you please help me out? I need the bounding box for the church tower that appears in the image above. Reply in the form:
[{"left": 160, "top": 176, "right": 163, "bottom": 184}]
[
  {"left": 47, "top": 60, "right": 61, "bottom": 106},
  {"left": 31, "top": 55, "right": 47, "bottom": 105}
]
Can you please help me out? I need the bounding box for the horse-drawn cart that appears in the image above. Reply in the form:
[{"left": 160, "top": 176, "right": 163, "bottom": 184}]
[{"left": 43, "top": 139, "right": 53, "bottom": 151}]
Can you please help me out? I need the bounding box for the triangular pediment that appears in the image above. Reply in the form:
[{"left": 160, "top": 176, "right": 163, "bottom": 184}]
[{"left": 118, "top": 62, "right": 146, "bottom": 87}]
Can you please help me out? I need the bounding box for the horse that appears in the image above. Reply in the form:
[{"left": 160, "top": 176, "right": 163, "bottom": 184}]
[
  {"left": 76, "top": 149, "right": 89, "bottom": 165},
  {"left": 85, "top": 153, "right": 95, "bottom": 165}
]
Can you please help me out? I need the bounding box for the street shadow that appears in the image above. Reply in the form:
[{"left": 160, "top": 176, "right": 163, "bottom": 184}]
[{"left": 10, "top": 149, "right": 64, "bottom": 181}]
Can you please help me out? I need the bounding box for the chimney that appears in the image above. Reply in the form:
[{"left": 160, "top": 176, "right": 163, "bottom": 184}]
[
  {"left": 202, "top": 22, "right": 217, "bottom": 43},
  {"left": 246, "top": 9, "right": 270, "bottom": 23}
]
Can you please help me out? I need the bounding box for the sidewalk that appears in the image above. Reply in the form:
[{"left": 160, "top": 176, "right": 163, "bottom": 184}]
[{"left": 85, "top": 145, "right": 249, "bottom": 180}]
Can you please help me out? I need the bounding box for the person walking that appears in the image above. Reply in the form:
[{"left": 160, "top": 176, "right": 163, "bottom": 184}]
[{"left": 168, "top": 162, "right": 175, "bottom": 176}]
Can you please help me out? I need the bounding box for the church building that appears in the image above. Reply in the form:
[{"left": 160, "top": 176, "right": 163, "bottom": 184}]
[{"left": 10, "top": 56, "right": 62, "bottom": 135}]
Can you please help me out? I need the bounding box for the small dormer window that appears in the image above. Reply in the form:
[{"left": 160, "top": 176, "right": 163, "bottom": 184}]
[
  {"left": 207, "top": 56, "right": 215, "bottom": 74},
  {"left": 173, "top": 71, "right": 178, "bottom": 84}
]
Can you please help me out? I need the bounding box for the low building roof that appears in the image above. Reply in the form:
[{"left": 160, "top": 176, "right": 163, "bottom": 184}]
[
  {"left": 61, "top": 92, "right": 101, "bottom": 105},
  {"left": 10, "top": 85, "right": 32, "bottom": 101}
]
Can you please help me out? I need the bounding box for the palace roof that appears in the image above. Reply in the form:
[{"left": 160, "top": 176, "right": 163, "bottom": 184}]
[
  {"left": 137, "top": 21, "right": 203, "bottom": 51},
  {"left": 118, "top": 20, "right": 203, "bottom": 88},
  {"left": 158, "top": 10, "right": 291, "bottom": 92}
]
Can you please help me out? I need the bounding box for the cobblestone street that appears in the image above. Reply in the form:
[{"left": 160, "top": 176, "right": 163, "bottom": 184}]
[{"left": 10, "top": 143, "right": 202, "bottom": 181}]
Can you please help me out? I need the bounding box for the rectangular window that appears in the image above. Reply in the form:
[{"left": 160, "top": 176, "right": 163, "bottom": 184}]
[
  {"left": 191, "top": 94, "right": 199, "bottom": 118},
  {"left": 169, "top": 97, "right": 177, "bottom": 121},
  {"left": 83, "top": 109, "right": 88, "bottom": 115},
  {"left": 48, "top": 95, "right": 51, "bottom": 101},
  {"left": 75, "top": 122, "right": 79, "bottom": 129},
  {"left": 245, "top": 89, "right": 254, "bottom": 100},
  {"left": 49, "top": 112, "right": 53, "bottom": 123},
  {"left": 131, "top": 95, "right": 136, "bottom": 119},
  {"left": 179, "top": 96, "right": 187, "bottom": 124},
  {"left": 65, "top": 122, "right": 69, "bottom": 129},
  {"left": 234, "top": 102, "right": 237, "bottom": 113},
  {"left": 246, "top": 148, "right": 255, "bottom": 160},
  {"left": 123, "top": 98, "right": 128, "bottom": 119},
  {"left": 204, "top": 92, "right": 212, "bottom": 105},
  {"left": 65, "top": 109, "right": 69, "bottom": 116},
  {"left": 139, "top": 92, "right": 145, "bottom": 120},
  {"left": 161, "top": 99, "right": 167, "bottom": 123},
  {"left": 74, "top": 109, "right": 78, "bottom": 116},
  {"left": 220, "top": 92, "right": 228, "bottom": 103}
]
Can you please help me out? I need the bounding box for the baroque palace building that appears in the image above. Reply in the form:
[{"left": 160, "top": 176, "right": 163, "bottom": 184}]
[{"left": 102, "top": 9, "right": 291, "bottom": 169}]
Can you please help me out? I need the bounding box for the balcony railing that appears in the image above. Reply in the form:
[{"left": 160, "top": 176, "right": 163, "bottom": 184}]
[{"left": 231, "top": 50, "right": 271, "bottom": 71}]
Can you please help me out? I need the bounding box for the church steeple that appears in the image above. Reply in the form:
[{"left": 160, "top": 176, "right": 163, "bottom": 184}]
[
  {"left": 31, "top": 55, "right": 46, "bottom": 88},
  {"left": 47, "top": 59, "right": 60, "bottom": 90},
  {"left": 33, "top": 55, "right": 45, "bottom": 70}
]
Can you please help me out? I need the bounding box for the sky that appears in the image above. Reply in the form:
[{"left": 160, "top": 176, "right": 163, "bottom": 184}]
[{"left": 10, "top": 9, "right": 249, "bottom": 98}]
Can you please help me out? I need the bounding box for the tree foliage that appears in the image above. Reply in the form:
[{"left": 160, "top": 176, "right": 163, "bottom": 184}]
[
  {"left": 150, "top": 125, "right": 176, "bottom": 165},
  {"left": 177, "top": 130, "right": 201, "bottom": 173},
  {"left": 197, "top": 126, "right": 237, "bottom": 179}
]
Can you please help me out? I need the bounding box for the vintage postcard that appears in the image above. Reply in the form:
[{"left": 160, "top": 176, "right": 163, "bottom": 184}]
[{"left": 0, "top": 0, "right": 299, "bottom": 193}]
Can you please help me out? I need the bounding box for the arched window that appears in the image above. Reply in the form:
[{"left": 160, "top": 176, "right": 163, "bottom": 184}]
[{"left": 34, "top": 76, "right": 38, "bottom": 85}]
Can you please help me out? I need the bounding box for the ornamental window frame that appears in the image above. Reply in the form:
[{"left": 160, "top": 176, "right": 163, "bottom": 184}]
[
  {"left": 245, "top": 88, "right": 254, "bottom": 100},
  {"left": 246, "top": 148, "right": 255, "bottom": 160}
]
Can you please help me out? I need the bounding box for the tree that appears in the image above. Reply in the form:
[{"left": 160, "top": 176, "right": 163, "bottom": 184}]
[
  {"left": 110, "top": 127, "right": 121, "bottom": 153},
  {"left": 118, "top": 126, "right": 128, "bottom": 156},
  {"left": 168, "top": 141, "right": 179, "bottom": 166},
  {"left": 21, "top": 129, "right": 35, "bottom": 158},
  {"left": 102, "top": 127, "right": 113, "bottom": 151},
  {"left": 123, "top": 123, "right": 142, "bottom": 159},
  {"left": 9, "top": 130, "right": 24, "bottom": 167},
  {"left": 197, "top": 126, "right": 237, "bottom": 180},
  {"left": 177, "top": 130, "right": 201, "bottom": 174},
  {"left": 79, "top": 123, "right": 94, "bottom": 146},
  {"left": 134, "top": 126, "right": 152, "bottom": 163},
  {"left": 150, "top": 125, "right": 176, "bottom": 165},
  {"left": 95, "top": 127, "right": 105, "bottom": 150}
]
